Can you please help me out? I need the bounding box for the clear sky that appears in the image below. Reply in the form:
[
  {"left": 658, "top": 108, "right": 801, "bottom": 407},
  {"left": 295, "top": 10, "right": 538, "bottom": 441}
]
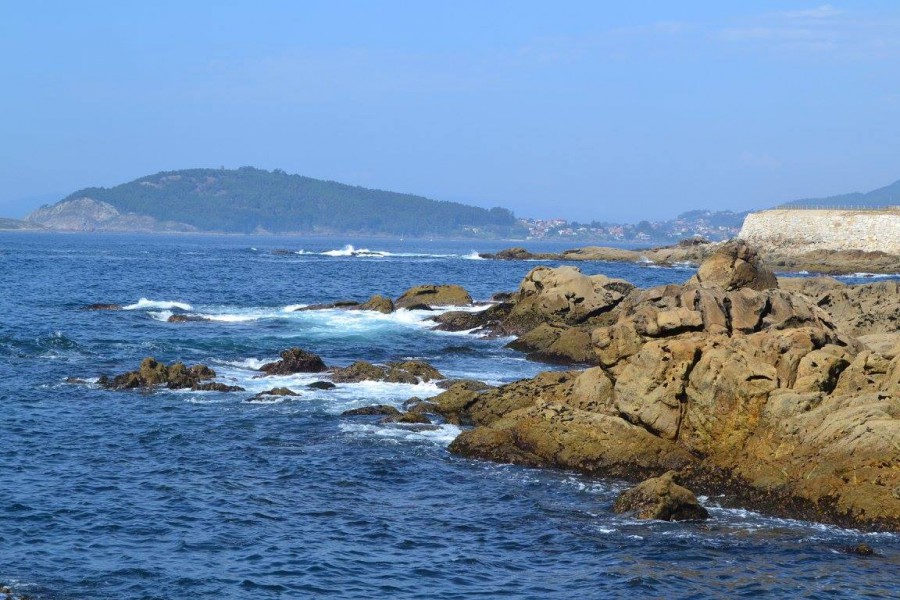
[{"left": 2, "top": 1, "right": 899, "bottom": 222}]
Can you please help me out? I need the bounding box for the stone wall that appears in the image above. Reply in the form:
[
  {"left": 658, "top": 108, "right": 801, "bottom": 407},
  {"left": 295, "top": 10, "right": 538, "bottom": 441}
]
[{"left": 739, "top": 209, "right": 900, "bottom": 254}]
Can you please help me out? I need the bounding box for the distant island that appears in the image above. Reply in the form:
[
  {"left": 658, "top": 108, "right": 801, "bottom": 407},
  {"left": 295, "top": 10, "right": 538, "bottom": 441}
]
[
  {"left": 23, "top": 167, "right": 526, "bottom": 237},
  {"left": 11, "top": 169, "right": 900, "bottom": 242}
]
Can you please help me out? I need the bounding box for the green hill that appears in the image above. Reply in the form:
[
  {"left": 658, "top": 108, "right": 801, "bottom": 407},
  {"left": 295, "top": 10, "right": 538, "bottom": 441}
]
[
  {"left": 43, "top": 167, "right": 525, "bottom": 236},
  {"left": 780, "top": 179, "right": 900, "bottom": 209}
]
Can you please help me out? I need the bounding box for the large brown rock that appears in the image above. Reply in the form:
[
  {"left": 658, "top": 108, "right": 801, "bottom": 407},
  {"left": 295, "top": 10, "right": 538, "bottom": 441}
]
[
  {"left": 690, "top": 239, "right": 777, "bottom": 291},
  {"left": 504, "top": 266, "right": 633, "bottom": 334},
  {"left": 355, "top": 295, "right": 395, "bottom": 314},
  {"left": 613, "top": 471, "right": 709, "bottom": 521},
  {"left": 331, "top": 360, "right": 443, "bottom": 384},
  {"left": 259, "top": 348, "right": 327, "bottom": 376},
  {"left": 395, "top": 285, "right": 472, "bottom": 309},
  {"left": 441, "top": 272, "right": 900, "bottom": 531},
  {"left": 779, "top": 277, "right": 900, "bottom": 337}
]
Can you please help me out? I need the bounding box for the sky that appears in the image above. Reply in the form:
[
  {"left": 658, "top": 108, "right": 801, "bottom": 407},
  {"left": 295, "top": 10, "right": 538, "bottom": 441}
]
[{"left": 2, "top": 1, "right": 899, "bottom": 222}]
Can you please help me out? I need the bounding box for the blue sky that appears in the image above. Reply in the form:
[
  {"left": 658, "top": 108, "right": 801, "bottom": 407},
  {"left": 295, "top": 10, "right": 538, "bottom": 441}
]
[{"left": 2, "top": 1, "right": 899, "bottom": 222}]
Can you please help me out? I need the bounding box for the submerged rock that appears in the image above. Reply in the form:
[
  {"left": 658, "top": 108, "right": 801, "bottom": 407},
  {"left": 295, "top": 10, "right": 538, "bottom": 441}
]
[
  {"left": 82, "top": 303, "right": 122, "bottom": 311},
  {"left": 293, "top": 300, "right": 360, "bottom": 311},
  {"left": 259, "top": 348, "right": 327, "bottom": 376},
  {"left": 613, "top": 471, "right": 709, "bottom": 521},
  {"left": 193, "top": 382, "right": 245, "bottom": 392},
  {"left": 308, "top": 381, "right": 337, "bottom": 390},
  {"left": 167, "top": 314, "right": 209, "bottom": 323},
  {"left": 395, "top": 284, "right": 472, "bottom": 309}
]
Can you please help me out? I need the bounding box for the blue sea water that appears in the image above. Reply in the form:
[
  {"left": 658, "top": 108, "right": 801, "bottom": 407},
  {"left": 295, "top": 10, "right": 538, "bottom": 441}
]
[{"left": 0, "top": 232, "right": 897, "bottom": 600}]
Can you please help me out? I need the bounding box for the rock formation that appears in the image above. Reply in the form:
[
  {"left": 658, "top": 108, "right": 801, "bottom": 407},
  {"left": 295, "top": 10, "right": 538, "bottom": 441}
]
[
  {"left": 395, "top": 284, "right": 472, "bottom": 309},
  {"left": 99, "top": 357, "right": 237, "bottom": 391},
  {"left": 429, "top": 247, "right": 900, "bottom": 531}
]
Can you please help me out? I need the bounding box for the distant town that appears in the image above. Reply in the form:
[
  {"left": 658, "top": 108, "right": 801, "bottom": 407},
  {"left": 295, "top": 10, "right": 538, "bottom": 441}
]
[{"left": 519, "top": 209, "right": 749, "bottom": 243}]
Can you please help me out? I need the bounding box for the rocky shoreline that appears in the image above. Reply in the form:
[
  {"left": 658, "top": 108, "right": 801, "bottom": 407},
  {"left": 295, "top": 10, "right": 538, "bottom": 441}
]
[
  {"left": 81, "top": 242, "right": 899, "bottom": 531},
  {"left": 479, "top": 238, "right": 900, "bottom": 276}
]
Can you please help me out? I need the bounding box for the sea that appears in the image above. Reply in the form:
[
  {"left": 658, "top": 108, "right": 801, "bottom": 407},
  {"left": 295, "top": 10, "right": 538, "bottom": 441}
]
[{"left": 0, "top": 232, "right": 897, "bottom": 599}]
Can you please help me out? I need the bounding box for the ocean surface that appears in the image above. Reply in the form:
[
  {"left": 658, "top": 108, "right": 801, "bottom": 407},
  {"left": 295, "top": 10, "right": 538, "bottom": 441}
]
[{"left": 0, "top": 232, "right": 897, "bottom": 599}]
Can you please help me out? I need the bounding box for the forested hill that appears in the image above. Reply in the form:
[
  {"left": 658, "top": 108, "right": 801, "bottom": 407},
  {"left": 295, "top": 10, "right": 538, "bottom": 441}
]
[
  {"left": 31, "top": 167, "right": 525, "bottom": 236},
  {"left": 779, "top": 179, "right": 900, "bottom": 209}
]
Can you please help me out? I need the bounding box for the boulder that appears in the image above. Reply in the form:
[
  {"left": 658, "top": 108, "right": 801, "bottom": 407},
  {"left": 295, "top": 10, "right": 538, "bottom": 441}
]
[
  {"left": 259, "top": 348, "right": 327, "bottom": 375},
  {"left": 167, "top": 314, "right": 208, "bottom": 323},
  {"left": 341, "top": 405, "right": 401, "bottom": 417},
  {"left": 504, "top": 266, "right": 633, "bottom": 334},
  {"left": 395, "top": 284, "right": 472, "bottom": 309},
  {"left": 356, "top": 295, "right": 395, "bottom": 314},
  {"left": 690, "top": 239, "right": 778, "bottom": 291},
  {"left": 613, "top": 471, "right": 709, "bottom": 521},
  {"left": 192, "top": 382, "right": 245, "bottom": 392}
]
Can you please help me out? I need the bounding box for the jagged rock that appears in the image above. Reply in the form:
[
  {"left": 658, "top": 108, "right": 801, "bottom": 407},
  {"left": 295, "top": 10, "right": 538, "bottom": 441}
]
[
  {"left": 404, "top": 303, "right": 433, "bottom": 311},
  {"left": 503, "top": 266, "right": 634, "bottom": 334},
  {"left": 82, "top": 303, "right": 122, "bottom": 310},
  {"left": 779, "top": 278, "right": 900, "bottom": 337},
  {"left": 356, "top": 295, "right": 394, "bottom": 314},
  {"left": 308, "top": 381, "right": 337, "bottom": 390},
  {"left": 259, "top": 348, "right": 327, "bottom": 375},
  {"left": 395, "top": 284, "right": 472, "bottom": 309},
  {"left": 331, "top": 360, "right": 443, "bottom": 384},
  {"left": 613, "top": 471, "right": 709, "bottom": 521},
  {"left": 100, "top": 358, "right": 218, "bottom": 390},
  {"left": 440, "top": 272, "right": 900, "bottom": 531},
  {"left": 342, "top": 405, "right": 401, "bottom": 416},
  {"left": 690, "top": 239, "right": 777, "bottom": 291}
]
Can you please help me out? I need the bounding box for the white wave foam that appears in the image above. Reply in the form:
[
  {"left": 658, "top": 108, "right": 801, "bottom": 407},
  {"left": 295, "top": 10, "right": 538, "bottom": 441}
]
[
  {"left": 123, "top": 298, "right": 193, "bottom": 311},
  {"left": 462, "top": 251, "right": 485, "bottom": 260},
  {"left": 339, "top": 422, "right": 461, "bottom": 446},
  {"left": 217, "top": 357, "right": 269, "bottom": 370},
  {"left": 283, "top": 304, "right": 308, "bottom": 312},
  {"left": 148, "top": 310, "right": 174, "bottom": 322},
  {"left": 321, "top": 244, "right": 391, "bottom": 257},
  {"left": 837, "top": 272, "right": 897, "bottom": 279}
]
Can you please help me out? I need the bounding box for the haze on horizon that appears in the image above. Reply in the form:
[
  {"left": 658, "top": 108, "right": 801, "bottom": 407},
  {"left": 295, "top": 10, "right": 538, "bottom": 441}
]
[{"left": 2, "top": 1, "right": 899, "bottom": 223}]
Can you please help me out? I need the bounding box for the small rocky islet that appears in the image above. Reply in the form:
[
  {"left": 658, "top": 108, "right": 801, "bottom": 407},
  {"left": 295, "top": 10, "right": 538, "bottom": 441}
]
[{"left": 82, "top": 242, "right": 900, "bottom": 530}]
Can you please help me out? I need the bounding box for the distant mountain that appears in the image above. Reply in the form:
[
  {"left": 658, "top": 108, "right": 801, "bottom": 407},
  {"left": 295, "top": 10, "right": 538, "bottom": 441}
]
[
  {"left": 779, "top": 179, "right": 900, "bottom": 209},
  {"left": 26, "top": 167, "right": 526, "bottom": 237}
]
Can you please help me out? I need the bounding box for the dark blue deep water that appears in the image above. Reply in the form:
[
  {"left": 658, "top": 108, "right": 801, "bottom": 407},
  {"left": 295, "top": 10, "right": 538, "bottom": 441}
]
[{"left": 0, "top": 232, "right": 897, "bottom": 599}]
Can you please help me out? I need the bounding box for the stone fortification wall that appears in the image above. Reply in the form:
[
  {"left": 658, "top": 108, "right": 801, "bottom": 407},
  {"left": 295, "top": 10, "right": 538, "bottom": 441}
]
[{"left": 739, "top": 209, "right": 900, "bottom": 254}]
